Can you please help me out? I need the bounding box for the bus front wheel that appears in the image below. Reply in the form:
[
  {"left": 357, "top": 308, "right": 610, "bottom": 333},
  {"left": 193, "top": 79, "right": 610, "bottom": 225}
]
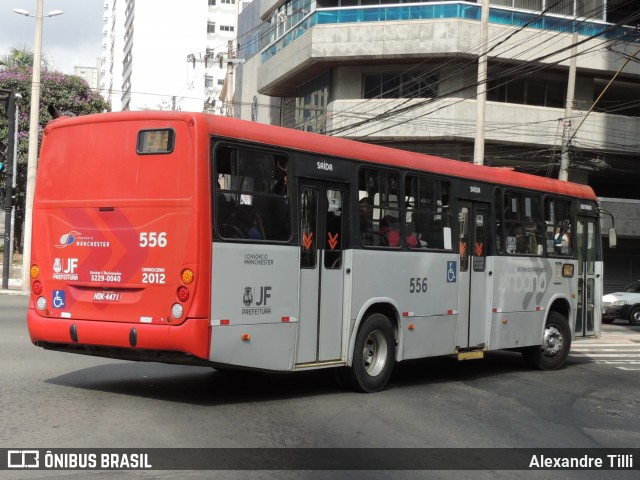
[
  {"left": 337, "top": 313, "right": 395, "bottom": 393},
  {"left": 523, "top": 311, "right": 571, "bottom": 370}
]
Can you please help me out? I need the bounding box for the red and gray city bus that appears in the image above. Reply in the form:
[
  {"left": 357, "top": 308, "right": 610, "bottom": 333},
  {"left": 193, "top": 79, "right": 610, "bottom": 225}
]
[{"left": 27, "top": 111, "right": 603, "bottom": 392}]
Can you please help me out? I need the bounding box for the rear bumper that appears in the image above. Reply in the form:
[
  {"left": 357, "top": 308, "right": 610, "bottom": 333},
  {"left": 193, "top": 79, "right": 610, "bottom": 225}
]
[{"left": 27, "top": 308, "right": 211, "bottom": 361}]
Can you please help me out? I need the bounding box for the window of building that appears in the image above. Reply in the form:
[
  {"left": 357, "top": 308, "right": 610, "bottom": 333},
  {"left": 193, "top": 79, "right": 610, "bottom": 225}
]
[
  {"left": 363, "top": 72, "right": 438, "bottom": 99},
  {"left": 207, "top": 21, "right": 216, "bottom": 33},
  {"left": 221, "top": 0, "right": 235, "bottom": 3},
  {"left": 214, "top": 145, "right": 291, "bottom": 242},
  {"left": 592, "top": 78, "right": 640, "bottom": 117},
  {"left": 491, "top": 0, "right": 543, "bottom": 10},
  {"left": 220, "top": 25, "right": 235, "bottom": 32},
  {"left": 208, "top": 0, "right": 216, "bottom": 5},
  {"left": 488, "top": 73, "right": 565, "bottom": 108},
  {"left": 205, "top": 76, "right": 214, "bottom": 88},
  {"left": 282, "top": 72, "right": 329, "bottom": 134}
]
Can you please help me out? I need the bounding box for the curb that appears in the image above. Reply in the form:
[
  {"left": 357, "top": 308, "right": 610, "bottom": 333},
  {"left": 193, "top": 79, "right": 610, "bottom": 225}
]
[{"left": 0, "top": 289, "right": 29, "bottom": 296}]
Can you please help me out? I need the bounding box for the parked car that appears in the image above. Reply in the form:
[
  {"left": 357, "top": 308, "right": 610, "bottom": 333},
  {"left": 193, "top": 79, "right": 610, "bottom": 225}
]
[{"left": 602, "top": 281, "right": 640, "bottom": 326}]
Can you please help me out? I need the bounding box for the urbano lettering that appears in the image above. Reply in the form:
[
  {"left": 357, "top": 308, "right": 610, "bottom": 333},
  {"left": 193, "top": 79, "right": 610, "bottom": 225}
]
[{"left": 499, "top": 270, "right": 547, "bottom": 293}]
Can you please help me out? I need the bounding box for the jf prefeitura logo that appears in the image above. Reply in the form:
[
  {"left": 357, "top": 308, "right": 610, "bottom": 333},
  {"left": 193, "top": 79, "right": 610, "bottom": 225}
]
[{"left": 242, "top": 286, "right": 272, "bottom": 316}]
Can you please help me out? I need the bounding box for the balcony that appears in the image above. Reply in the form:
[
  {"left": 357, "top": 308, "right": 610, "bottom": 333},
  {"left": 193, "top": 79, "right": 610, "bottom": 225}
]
[
  {"left": 258, "top": 2, "right": 639, "bottom": 96},
  {"left": 326, "top": 97, "right": 640, "bottom": 155}
]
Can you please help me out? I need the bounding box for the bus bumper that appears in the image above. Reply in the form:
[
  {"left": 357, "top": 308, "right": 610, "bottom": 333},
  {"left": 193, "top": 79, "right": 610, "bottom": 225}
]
[{"left": 27, "top": 308, "right": 211, "bottom": 362}]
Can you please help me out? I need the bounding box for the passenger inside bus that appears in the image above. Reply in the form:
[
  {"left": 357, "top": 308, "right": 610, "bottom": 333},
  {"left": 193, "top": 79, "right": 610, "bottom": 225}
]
[
  {"left": 359, "top": 197, "right": 375, "bottom": 246},
  {"left": 379, "top": 215, "right": 401, "bottom": 247},
  {"left": 554, "top": 226, "right": 571, "bottom": 254},
  {"left": 234, "top": 204, "right": 263, "bottom": 239},
  {"left": 272, "top": 167, "right": 287, "bottom": 195}
]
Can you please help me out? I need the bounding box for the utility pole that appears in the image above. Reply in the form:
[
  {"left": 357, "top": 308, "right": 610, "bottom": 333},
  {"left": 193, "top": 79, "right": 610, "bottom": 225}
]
[
  {"left": 473, "top": 0, "right": 490, "bottom": 165},
  {"left": 22, "top": 0, "right": 45, "bottom": 289},
  {"left": 558, "top": 32, "right": 578, "bottom": 182}
]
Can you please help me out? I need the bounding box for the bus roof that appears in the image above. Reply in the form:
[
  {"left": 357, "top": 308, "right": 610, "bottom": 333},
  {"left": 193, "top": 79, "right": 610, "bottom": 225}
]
[{"left": 44, "top": 111, "right": 597, "bottom": 201}]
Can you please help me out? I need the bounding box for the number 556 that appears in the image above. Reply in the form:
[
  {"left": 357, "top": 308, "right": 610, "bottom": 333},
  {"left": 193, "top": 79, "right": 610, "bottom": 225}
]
[
  {"left": 139, "top": 232, "right": 167, "bottom": 248},
  {"left": 409, "top": 277, "right": 427, "bottom": 293}
]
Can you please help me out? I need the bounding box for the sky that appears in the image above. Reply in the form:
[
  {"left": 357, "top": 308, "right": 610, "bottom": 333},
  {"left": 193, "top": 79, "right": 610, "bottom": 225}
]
[{"left": 0, "top": 0, "right": 103, "bottom": 74}]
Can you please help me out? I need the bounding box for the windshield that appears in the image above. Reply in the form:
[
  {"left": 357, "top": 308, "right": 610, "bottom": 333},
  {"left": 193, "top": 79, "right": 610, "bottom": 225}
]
[{"left": 623, "top": 281, "right": 640, "bottom": 293}]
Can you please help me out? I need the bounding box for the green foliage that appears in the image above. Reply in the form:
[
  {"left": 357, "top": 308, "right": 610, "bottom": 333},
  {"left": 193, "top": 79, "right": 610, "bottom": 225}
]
[
  {"left": 0, "top": 44, "right": 47, "bottom": 69},
  {"left": 0, "top": 61, "right": 111, "bottom": 252}
]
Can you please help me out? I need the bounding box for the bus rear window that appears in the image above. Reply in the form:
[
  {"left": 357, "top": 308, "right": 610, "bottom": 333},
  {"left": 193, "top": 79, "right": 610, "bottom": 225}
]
[{"left": 137, "top": 129, "right": 175, "bottom": 154}]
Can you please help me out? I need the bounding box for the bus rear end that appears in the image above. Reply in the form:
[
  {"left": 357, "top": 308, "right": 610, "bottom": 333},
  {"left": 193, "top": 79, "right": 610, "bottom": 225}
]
[{"left": 27, "top": 112, "right": 212, "bottom": 364}]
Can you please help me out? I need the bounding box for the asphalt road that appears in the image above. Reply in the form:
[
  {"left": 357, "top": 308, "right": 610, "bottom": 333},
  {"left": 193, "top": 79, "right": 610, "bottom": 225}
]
[{"left": 1, "top": 294, "right": 639, "bottom": 479}]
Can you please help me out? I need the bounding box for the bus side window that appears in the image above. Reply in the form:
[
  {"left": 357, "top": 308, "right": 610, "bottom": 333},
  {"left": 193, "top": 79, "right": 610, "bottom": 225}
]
[
  {"left": 405, "top": 174, "right": 451, "bottom": 250},
  {"left": 504, "top": 191, "right": 543, "bottom": 255},
  {"left": 213, "top": 145, "right": 291, "bottom": 242},
  {"left": 359, "top": 168, "right": 403, "bottom": 247},
  {"left": 545, "top": 198, "right": 573, "bottom": 256}
]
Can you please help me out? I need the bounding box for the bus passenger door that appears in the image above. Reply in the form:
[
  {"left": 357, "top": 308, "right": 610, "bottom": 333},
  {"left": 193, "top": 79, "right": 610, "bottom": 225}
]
[
  {"left": 575, "top": 216, "right": 599, "bottom": 337},
  {"left": 297, "top": 180, "right": 346, "bottom": 365},
  {"left": 456, "top": 201, "right": 490, "bottom": 350}
]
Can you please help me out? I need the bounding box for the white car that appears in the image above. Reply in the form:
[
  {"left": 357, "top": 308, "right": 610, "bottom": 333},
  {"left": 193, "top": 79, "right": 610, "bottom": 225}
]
[{"left": 602, "top": 281, "right": 640, "bottom": 326}]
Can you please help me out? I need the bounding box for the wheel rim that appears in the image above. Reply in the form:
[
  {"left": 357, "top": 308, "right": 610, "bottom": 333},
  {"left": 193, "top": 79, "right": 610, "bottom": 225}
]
[
  {"left": 633, "top": 310, "right": 640, "bottom": 323},
  {"left": 362, "top": 329, "right": 388, "bottom": 376},
  {"left": 541, "top": 325, "right": 563, "bottom": 358}
]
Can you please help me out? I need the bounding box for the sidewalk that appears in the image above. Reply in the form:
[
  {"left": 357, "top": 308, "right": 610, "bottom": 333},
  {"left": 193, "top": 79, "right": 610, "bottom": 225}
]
[{"left": 0, "top": 252, "right": 28, "bottom": 296}]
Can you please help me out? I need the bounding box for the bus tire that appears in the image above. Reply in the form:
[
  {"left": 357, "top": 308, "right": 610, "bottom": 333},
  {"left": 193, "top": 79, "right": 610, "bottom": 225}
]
[
  {"left": 523, "top": 311, "right": 571, "bottom": 370},
  {"left": 338, "top": 313, "right": 395, "bottom": 393}
]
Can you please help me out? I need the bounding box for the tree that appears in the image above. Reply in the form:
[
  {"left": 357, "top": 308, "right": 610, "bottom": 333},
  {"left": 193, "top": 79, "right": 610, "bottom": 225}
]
[
  {"left": 0, "top": 64, "right": 111, "bottom": 253},
  {"left": 0, "top": 43, "right": 49, "bottom": 70}
]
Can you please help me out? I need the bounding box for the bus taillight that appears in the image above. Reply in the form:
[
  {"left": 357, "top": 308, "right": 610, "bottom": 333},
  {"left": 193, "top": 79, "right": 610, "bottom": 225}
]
[
  {"left": 30, "top": 264, "right": 41, "bottom": 280},
  {"left": 32, "top": 280, "right": 43, "bottom": 296},
  {"left": 181, "top": 268, "right": 194, "bottom": 285},
  {"left": 177, "top": 286, "right": 189, "bottom": 302}
]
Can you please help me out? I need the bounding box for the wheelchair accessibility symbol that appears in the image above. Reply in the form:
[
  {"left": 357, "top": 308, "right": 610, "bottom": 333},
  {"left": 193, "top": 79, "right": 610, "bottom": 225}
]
[
  {"left": 447, "top": 261, "right": 457, "bottom": 283},
  {"left": 52, "top": 290, "right": 66, "bottom": 309}
]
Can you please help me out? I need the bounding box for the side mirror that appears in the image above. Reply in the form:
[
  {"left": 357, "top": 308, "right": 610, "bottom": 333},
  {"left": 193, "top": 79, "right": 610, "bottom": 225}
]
[{"left": 608, "top": 228, "right": 617, "bottom": 249}]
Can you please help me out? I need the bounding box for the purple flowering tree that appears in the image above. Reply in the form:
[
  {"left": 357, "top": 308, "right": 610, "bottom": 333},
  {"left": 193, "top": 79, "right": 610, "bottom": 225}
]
[{"left": 0, "top": 63, "right": 110, "bottom": 253}]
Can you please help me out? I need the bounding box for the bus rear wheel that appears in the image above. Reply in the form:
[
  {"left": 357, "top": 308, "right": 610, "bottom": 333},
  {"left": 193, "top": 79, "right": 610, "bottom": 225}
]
[
  {"left": 337, "top": 313, "right": 395, "bottom": 393},
  {"left": 523, "top": 311, "right": 571, "bottom": 370}
]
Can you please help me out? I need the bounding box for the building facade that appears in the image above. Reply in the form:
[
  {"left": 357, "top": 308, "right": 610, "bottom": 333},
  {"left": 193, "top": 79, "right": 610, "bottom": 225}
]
[
  {"left": 73, "top": 60, "right": 102, "bottom": 91},
  {"left": 101, "top": 0, "right": 242, "bottom": 112},
  {"left": 233, "top": 0, "right": 640, "bottom": 291}
]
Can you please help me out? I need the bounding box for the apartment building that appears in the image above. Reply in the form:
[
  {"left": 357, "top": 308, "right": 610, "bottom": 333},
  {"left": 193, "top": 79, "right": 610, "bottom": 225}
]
[
  {"left": 233, "top": 0, "right": 640, "bottom": 290},
  {"left": 74, "top": 60, "right": 102, "bottom": 91},
  {"left": 101, "top": 0, "right": 241, "bottom": 112}
]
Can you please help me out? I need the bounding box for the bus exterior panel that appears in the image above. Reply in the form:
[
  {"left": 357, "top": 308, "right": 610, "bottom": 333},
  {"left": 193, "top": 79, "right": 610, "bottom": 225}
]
[
  {"left": 488, "top": 256, "right": 576, "bottom": 350},
  {"left": 349, "top": 250, "right": 460, "bottom": 361},
  {"left": 28, "top": 113, "right": 213, "bottom": 362},
  {"left": 27, "top": 111, "right": 603, "bottom": 392}
]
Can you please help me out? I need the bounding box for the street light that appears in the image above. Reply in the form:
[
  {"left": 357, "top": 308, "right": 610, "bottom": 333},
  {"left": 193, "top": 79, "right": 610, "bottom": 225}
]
[
  {"left": 13, "top": 8, "right": 63, "bottom": 18},
  {"left": 13, "top": 1, "right": 63, "bottom": 290}
]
